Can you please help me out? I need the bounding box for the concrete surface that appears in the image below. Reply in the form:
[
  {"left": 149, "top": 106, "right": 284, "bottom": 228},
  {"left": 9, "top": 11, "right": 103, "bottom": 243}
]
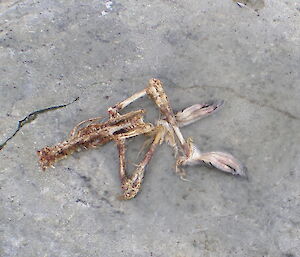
[{"left": 1, "top": 0, "right": 300, "bottom": 256}]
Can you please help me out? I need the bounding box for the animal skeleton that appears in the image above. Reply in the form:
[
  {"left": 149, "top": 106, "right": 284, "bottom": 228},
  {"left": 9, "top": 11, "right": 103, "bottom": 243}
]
[{"left": 38, "top": 79, "right": 244, "bottom": 200}]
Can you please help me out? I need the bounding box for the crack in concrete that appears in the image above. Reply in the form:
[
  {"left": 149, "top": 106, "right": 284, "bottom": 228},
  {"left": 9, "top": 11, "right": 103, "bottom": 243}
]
[
  {"left": 0, "top": 97, "right": 79, "bottom": 151},
  {"left": 179, "top": 85, "right": 299, "bottom": 121}
]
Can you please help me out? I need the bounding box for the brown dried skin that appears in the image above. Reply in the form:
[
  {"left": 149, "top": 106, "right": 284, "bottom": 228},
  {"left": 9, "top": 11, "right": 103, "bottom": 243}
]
[
  {"left": 37, "top": 130, "right": 112, "bottom": 170},
  {"left": 146, "top": 79, "right": 189, "bottom": 158},
  {"left": 37, "top": 110, "right": 153, "bottom": 170},
  {"left": 146, "top": 79, "right": 177, "bottom": 126},
  {"left": 117, "top": 125, "right": 165, "bottom": 200}
]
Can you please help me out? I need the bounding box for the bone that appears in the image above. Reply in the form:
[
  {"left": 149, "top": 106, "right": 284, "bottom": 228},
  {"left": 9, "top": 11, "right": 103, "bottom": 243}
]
[{"left": 37, "top": 78, "right": 245, "bottom": 201}]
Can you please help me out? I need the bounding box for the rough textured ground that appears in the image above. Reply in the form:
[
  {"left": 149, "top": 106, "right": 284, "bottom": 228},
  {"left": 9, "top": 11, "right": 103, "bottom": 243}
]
[{"left": 1, "top": 0, "right": 299, "bottom": 256}]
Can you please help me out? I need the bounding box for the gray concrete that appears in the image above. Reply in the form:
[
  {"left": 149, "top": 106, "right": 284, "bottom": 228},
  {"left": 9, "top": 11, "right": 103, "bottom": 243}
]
[{"left": 1, "top": 0, "right": 299, "bottom": 256}]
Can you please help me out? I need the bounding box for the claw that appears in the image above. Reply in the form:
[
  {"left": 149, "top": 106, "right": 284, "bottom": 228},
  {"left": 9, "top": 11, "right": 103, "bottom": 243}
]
[{"left": 175, "top": 100, "right": 224, "bottom": 127}]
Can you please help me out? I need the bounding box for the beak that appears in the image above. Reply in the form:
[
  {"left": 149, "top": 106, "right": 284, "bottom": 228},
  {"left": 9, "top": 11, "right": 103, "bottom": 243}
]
[
  {"left": 175, "top": 100, "right": 224, "bottom": 127},
  {"left": 178, "top": 138, "right": 245, "bottom": 177}
]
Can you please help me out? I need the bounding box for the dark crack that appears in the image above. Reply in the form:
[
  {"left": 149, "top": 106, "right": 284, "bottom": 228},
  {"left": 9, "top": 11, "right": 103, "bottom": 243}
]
[
  {"left": 179, "top": 85, "right": 299, "bottom": 121},
  {"left": 0, "top": 97, "right": 79, "bottom": 151}
]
